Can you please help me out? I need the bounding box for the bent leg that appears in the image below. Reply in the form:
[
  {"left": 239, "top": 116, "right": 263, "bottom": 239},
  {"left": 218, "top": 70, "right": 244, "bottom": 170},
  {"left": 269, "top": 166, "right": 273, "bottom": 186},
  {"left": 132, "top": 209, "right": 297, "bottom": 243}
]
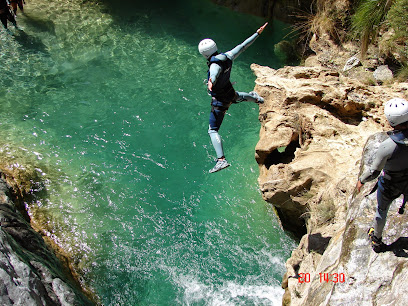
[
  {"left": 235, "top": 91, "right": 263, "bottom": 103},
  {"left": 374, "top": 199, "right": 391, "bottom": 239},
  {"left": 17, "top": 0, "right": 23, "bottom": 12}
]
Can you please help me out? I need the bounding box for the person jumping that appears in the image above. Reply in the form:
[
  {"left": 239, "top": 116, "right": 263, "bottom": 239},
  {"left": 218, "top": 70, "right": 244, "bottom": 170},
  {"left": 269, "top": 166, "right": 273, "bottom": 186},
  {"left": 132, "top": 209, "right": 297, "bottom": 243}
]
[{"left": 198, "top": 22, "right": 268, "bottom": 173}]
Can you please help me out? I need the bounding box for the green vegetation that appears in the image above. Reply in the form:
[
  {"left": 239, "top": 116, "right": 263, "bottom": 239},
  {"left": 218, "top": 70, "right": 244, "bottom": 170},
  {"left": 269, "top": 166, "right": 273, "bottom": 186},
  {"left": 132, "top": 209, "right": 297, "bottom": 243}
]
[
  {"left": 296, "top": 0, "right": 408, "bottom": 81},
  {"left": 314, "top": 199, "right": 336, "bottom": 225},
  {"left": 387, "top": 0, "right": 408, "bottom": 40},
  {"left": 350, "top": 0, "right": 408, "bottom": 78},
  {"left": 350, "top": 0, "right": 393, "bottom": 57},
  {"left": 292, "top": 0, "right": 339, "bottom": 46},
  {"left": 397, "top": 64, "right": 408, "bottom": 81},
  {"left": 386, "top": 0, "right": 408, "bottom": 79}
]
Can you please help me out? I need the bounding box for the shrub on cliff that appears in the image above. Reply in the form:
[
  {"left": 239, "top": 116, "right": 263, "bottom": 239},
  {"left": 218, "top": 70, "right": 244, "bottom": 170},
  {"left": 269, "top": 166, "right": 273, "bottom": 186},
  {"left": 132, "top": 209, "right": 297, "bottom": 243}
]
[
  {"left": 350, "top": 0, "right": 408, "bottom": 80},
  {"left": 387, "top": 0, "right": 408, "bottom": 39},
  {"left": 292, "top": 0, "right": 349, "bottom": 56},
  {"left": 385, "top": 0, "right": 408, "bottom": 79},
  {"left": 350, "top": 0, "right": 392, "bottom": 57}
]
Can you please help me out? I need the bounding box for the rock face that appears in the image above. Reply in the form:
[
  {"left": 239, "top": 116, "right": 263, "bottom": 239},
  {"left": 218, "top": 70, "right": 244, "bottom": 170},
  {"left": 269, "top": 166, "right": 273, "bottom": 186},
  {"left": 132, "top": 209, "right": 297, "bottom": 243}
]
[
  {"left": 0, "top": 175, "right": 93, "bottom": 306},
  {"left": 251, "top": 63, "right": 408, "bottom": 304},
  {"left": 252, "top": 63, "right": 391, "bottom": 237},
  {"left": 283, "top": 133, "right": 408, "bottom": 305}
]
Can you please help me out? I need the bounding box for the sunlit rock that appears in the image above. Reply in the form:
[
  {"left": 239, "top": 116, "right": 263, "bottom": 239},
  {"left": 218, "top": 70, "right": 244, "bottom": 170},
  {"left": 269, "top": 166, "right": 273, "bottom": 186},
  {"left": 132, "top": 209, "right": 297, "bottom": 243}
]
[{"left": 252, "top": 62, "right": 408, "bottom": 305}]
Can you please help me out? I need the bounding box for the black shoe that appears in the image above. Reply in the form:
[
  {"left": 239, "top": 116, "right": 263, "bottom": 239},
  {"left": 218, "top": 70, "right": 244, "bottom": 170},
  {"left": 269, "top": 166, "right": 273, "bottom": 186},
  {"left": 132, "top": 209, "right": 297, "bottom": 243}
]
[{"left": 367, "top": 227, "right": 386, "bottom": 253}]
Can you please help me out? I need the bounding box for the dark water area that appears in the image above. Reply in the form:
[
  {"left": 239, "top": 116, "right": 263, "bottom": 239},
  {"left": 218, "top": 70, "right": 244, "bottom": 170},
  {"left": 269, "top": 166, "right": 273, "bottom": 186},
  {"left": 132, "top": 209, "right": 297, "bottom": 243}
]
[{"left": 0, "top": 0, "right": 296, "bottom": 304}]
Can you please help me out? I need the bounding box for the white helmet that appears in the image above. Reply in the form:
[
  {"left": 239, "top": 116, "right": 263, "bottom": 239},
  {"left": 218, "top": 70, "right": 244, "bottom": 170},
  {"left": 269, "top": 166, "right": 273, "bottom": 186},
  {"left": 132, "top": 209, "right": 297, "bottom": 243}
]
[
  {"left": 384, "top": 98, "right": 408, "bottom": 126},
  {"left": 198, "top": 39, "right": 217, "bottom": 59}
]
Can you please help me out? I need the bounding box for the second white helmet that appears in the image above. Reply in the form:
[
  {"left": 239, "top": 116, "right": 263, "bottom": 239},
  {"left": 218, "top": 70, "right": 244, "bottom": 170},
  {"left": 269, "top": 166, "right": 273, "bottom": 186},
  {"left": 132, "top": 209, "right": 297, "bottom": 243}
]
[
  {"left": 198, "top": 39, "right": 217, "bottom": 59},
  {"left": 384, "top": 98, "right": 408, "bottom": 126}
]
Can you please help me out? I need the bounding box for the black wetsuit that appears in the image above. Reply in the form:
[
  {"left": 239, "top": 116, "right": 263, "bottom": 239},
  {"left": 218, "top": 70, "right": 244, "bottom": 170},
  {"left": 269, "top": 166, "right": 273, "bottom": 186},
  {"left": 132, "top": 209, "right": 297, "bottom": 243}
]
[
  {"left": 0, "top": 0, "right": 16, "bottom": 29},
  {"left": 206, "top": 32, "right": 261, "bottom": 159},
  {"left": 360, "top": 129, "right": 408, "bottom": 238}
]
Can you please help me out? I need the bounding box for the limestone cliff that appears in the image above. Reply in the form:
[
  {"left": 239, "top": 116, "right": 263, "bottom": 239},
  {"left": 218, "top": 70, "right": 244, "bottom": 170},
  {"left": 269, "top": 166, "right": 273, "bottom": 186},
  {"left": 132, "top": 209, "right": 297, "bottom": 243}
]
[
  {"left": 0, "top": 173, "right": 94, "bottom": 305},
  {"left": 281, "top": 132, "right": 408, "bottom": 305},
  {"left": 251, "top": 54, "right": 408, "bottom": 304}
]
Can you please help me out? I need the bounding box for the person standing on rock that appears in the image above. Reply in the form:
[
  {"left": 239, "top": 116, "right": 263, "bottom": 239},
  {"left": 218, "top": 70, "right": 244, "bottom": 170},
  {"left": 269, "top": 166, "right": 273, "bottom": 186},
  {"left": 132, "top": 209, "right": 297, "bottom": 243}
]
[
  {"left": 0, "top": 0, "right": 17, "bottom": 29},
  {"left": 198, "top": 22, "right": 267, "bottom": 173},
  {"left": 9, "top": 0, "right": 24, "bottom": 15},
  {"left": 356, "top": 98, "right": 408, "bottom": 252}
]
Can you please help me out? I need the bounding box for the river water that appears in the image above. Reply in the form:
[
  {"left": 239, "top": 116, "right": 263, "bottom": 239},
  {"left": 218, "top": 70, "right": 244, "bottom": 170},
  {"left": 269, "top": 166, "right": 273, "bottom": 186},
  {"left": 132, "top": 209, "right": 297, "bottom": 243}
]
[{"left": 0, "top": 0, "right": 296, "bottom": 304}]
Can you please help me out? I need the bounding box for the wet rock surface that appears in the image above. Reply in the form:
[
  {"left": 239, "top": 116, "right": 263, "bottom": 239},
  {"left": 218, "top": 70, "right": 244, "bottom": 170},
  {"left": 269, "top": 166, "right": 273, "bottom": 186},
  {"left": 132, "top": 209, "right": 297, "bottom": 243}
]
[{"left": 0, "top": 175, "right": 93, "bottom": 306}]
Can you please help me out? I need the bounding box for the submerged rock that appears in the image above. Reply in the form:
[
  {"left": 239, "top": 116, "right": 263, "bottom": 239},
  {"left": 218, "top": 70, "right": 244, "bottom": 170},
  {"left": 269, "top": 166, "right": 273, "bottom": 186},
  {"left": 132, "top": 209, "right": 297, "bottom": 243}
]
[
  {"left": 0, "top": 174, "right": 94, "bottom": 306},
  {"left": 274, "top": 40, "right": 299, "bottom": 65}
]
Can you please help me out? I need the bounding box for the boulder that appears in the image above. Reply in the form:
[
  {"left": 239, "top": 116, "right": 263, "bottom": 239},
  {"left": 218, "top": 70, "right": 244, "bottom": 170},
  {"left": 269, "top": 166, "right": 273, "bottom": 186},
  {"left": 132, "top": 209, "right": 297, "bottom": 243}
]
[
  {"left": 373, "top": 65, "right": 394, "bottom": 83},
  {"left": 251, "top": 63, "right": 390, "bottom": 237},
  {"left": 0, "top": 175, "right": 93, "bottom": 306}
]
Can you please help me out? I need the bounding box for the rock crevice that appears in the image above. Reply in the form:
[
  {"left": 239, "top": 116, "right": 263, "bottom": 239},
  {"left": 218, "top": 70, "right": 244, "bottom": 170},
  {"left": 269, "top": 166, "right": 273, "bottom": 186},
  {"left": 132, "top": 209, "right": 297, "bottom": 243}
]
[{"left": 252, "top": 62, "right": 408, "bottom": 305}]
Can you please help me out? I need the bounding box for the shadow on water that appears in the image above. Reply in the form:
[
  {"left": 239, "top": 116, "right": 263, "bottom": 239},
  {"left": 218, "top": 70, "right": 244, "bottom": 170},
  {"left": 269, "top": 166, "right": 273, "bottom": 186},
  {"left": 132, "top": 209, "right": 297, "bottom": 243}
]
[
  {"left": 22, "top": 13, "right": 56, "bottom": 34},
  {"left": 83, "top": 0, "right": 290, "bottom": 69},
  {"left": 89, "top": 0, "right": 183, "bottom": 17},
  {"left": 89, "top": 0, "right": 200, "bottom": 40},
  {"left": 13, "top": 29, "right": 48, "bottom": 53}
]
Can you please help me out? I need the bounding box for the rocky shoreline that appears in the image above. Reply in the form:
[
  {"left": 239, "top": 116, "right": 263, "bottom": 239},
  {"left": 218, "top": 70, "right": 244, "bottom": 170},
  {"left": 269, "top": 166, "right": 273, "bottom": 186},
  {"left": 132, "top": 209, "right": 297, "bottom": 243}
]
[{"left": 0, "top": 172, "right": 95, "bottom": 305}]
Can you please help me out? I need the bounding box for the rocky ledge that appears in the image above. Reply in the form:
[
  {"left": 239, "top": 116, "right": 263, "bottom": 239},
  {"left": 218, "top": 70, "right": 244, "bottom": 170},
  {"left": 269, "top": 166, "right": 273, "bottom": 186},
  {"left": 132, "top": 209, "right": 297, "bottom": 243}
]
[
  {"left": 251, "top": 61, "right": 408, "bottom": 304},
  {"left": 0, "top": 173, "right": 93, "bottom": 306}
]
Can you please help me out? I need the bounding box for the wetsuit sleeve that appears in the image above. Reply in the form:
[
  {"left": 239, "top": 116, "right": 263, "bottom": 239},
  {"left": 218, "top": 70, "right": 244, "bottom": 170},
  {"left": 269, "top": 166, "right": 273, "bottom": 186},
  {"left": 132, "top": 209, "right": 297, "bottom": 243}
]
[
  {"left": 224, "top": 32, "right": 259, "bottom": 60},
  {"left": 208, "top": 62, "right": 222, "bottom": 85},
  {"left": 359, "top": 138, "right": 397, "bottom": 183}
]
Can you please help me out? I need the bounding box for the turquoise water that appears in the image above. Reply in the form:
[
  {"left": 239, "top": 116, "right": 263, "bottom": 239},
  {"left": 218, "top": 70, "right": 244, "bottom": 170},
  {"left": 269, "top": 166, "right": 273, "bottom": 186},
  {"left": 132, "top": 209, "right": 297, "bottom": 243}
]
[{"left": 0, "top": 0, "right": 296, "bottom": 304}]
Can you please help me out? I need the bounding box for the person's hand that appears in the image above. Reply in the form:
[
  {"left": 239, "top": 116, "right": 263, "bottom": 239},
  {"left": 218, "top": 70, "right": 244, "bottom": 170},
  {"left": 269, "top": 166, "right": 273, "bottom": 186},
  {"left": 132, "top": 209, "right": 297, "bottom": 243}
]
[
  {"left": 356, "top": 180, "right": 364, "bottom": 193},
  {"left": 207, "top": 79, "right": 213, "bottom": 91},
  {"left": 257, "top": 22, "right": 268, "bottom": 35}
]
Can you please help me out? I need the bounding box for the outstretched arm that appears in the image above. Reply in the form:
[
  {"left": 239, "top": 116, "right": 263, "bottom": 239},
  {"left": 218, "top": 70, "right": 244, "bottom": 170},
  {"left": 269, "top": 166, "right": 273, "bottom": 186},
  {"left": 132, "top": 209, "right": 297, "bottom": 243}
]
[{"left": 225, "top": 22, "right": 268, "bottom": 60}]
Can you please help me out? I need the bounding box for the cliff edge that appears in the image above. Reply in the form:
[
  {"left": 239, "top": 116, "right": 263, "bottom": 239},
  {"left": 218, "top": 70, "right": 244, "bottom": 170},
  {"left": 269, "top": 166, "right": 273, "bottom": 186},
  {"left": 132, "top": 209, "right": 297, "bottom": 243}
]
[{"left": 252, "top": 52, "right": 408, "bottom": 304}]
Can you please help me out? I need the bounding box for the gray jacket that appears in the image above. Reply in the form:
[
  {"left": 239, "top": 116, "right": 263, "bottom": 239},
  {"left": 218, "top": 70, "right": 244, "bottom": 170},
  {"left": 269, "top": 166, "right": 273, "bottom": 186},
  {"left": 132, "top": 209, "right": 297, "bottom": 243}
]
[{"left": 360, "top": 129, "right": 408, "bottom": 183}]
